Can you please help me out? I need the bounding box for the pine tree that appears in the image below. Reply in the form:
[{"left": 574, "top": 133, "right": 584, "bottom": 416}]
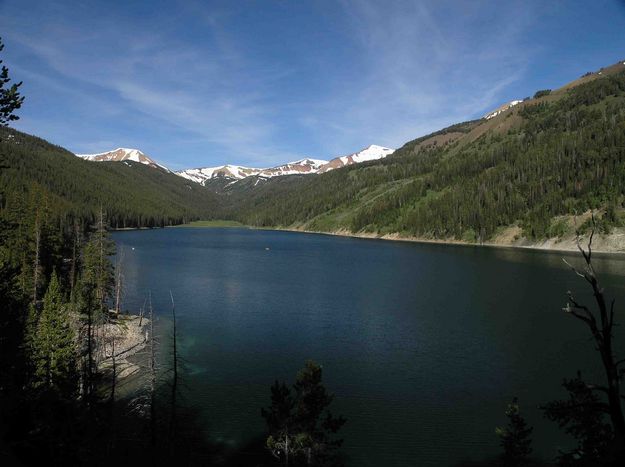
[
  {"left": 0, "top": 37, "right": 24, "bottom": 127},
  {"left": 496, "top": 397, "right": 533, "bottom": 466},
  {"left": 29, "top": 272, "right": 77, "bottom": 396},
  {"left": 262, "top": 360, "right": 346, "bottom": 466},
  {"left": 81, "top": 209, "right": 115, "bottom": 314},
  {"left": 73, "top": 213, "right": 115, "bottom": 403},
  {"left": 542, "top": 373, "right": 612, "bottom": 463}
]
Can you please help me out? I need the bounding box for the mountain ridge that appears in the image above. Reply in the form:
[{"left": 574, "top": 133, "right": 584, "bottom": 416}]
[{"left": 175, "top": 144, "right": 395, "bottom": 186}]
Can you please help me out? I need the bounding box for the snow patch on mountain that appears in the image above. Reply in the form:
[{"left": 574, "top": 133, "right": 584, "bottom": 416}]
[
  {"left": 317, "top": 145, "right": 395, "bottom": 173},
  {"left": 483, "top": 100, "right": 523, "bottom": 120},
  {"left": 176, "top": 165, "right": 263, "bottom": 183},
  {"left": 76, "top": 148, "right": 170, "bottom": 171},
  {"left": 176, "top": 158, "right": 329, "bottom": 185},
  {"left": 176, "top": 145, "right": 394, "bottom": 186}
]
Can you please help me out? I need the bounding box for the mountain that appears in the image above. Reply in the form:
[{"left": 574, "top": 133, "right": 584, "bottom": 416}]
[
  {"left": 176, "top": 165, "right": 263, "bottom": 184},
  {"left": 176, "top": 158, "right": 328, "bottom": 185},
  {"left": 1, "top": 128, "right": 220, "bottom": 228},
  {"left": 176, "top": 145, "right": 393, "bottom": 186},
  {"left": 317, "top": 145, "right": 395, "bottom": 173},
  {"left": 221, "top": 60, "right": 625, "bottom": 245},
  {"left": 5, "top": 60, "right": 625, "bottom": 245},
  {"left": 258, "top": 158, "right": 329, "bottom": 177},
  {"left": 77, "top": 148, "right": 170, "bottom": 171}
]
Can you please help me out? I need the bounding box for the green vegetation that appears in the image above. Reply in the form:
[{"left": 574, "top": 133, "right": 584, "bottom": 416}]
[
  {"left": 174, "top": 219, "right": 245, "bottom": 228},
  {"left": 0, "top": 37, "right": 24, "bottom": 126},
  {"left": 496, "top": 398, "right": 534, "bottom": 466},
  {"left": 533, "top": 89, "right": 552, "bottom": 99},
  {"left": 262, "top": 360, "right": 346, "bottom": 466},
  {"left": 222, "top": 67, "right": 625, "bottom": 244},
  {"left": 0, "top": 125, "right": 221, "bottom": 229}
]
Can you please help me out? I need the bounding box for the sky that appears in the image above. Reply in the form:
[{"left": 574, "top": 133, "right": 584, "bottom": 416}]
[{"left": 1, "top": 0, "right": 625, "bottom": 170}]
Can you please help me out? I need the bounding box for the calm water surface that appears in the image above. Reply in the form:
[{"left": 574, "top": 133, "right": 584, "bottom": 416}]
[{"left": 112, "top": 227, "right": 625, "bottom": 466}]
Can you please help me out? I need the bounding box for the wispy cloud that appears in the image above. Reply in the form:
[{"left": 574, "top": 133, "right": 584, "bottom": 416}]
[
  {"left": 1, "top": 2, "right": 299, "bottom": 165},
  {"left": 0, "top": 0, "right": 539, "bottom": 167},
  {"left": 303, "top": 0, "right": 534, "bottom": 153}
]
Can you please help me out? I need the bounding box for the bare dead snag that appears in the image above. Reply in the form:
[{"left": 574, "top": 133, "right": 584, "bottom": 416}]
[
  {"left": 169, "top": 290, "right": 178, "bottom": 446},
  {"left": 562, "top": 216, "right": 625, "bottom": 457},
  {"left": 114, "top": 247, "right": 124, "bottom": 314},
  {"left": 149, "top": 290, "right": 156, "bottom": 446}
]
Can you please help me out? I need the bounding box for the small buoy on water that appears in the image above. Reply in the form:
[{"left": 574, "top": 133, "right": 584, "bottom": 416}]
[
  {"left": 132, "top": 247, "right": 135, "bottom": 250},
  {"left": 265, "top": 247, "right": 270, "bottom": 251}
]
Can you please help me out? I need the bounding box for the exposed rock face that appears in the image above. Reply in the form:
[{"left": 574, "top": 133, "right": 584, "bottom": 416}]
[
  {"left": 317, "top": 145, "right": 395, "bottom": 173},
  {"left": 77, "top": 148, "right": 169, "bottom": 171},
  {"left": 176, "top": 145, "right": 395, "bottom": 186}
]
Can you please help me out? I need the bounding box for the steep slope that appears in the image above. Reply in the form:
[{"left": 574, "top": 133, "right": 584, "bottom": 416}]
[
  {"left": 317, "top": 145, "right": 395, "bottom": 173},
  {"left": 223, "top": 61, "right": 625, "bottom": 243},
  {"left": 0, "top": 128, "right": 220, "bottom": 228},
  {"left": 77, "top": 147, "right": 169, "bottom": 171},
  {"left": 483, "top": 100, "right": 523, "bottom": 119}
]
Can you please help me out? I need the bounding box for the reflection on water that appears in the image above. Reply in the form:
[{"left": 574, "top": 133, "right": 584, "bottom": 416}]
[{"left": 113, "top": 228, "right": 625, "bottom": 466}]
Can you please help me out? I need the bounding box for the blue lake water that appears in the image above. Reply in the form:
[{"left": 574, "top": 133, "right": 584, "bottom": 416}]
[{"left": 112, "top": 227, "right": 625, "bottom": 466}]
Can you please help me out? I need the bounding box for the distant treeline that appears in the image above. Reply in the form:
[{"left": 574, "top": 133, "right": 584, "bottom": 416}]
[{"left": 0, "top": 126, "right": 221, "bottom": 229}]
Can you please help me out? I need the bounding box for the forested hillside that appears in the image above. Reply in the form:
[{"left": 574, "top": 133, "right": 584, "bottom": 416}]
[
  {"left": 222, "top": 62, "right": 625, "bottom": 243},
  {"left": 0, "top": 126, "right": 220, "bottom": 228}
]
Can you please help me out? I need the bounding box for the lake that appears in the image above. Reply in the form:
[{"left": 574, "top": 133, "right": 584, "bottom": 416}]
[{"left": 112, "top": 227, "right": 625, "bottom": 466}]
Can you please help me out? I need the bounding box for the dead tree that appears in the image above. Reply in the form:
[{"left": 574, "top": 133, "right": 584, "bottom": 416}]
[
  {"left": 139, "top": 295, "right": 147, "bottom": 327},
  {"left": 149, "top": 290, "right": 156, "bottom": 446},
  {"left": 32, "top": 218, "right": 40, "bottom": 304},
  {"left": 114, "top": 247, "right": 124, "bottom": 314},
  {"left": 169, "top": 290, "right": 178, "bottom": 444},
  {"left": 70, "top": 221, "right": 82, "bottom": 299},
  {"left": 110, "top": 327, "right": 116, "bottom": 403},
  {"left": 170, "top": 290, "right": 178, "bottom": 387},
  {"left": 562, "top": 223, "right": 625, "bottom": 457}
]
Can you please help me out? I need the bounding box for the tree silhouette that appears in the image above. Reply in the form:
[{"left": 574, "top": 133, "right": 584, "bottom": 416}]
[
  {"left": 0, "top": 37, "right": 24, "bottom": 126},
  {"left": 543, "top": 223, "right": 625, "bottom": 463},
  {"left": 262, "top": 360, "right": 346, "bottom": 466},
  {"left": 496, "top": 397, "right": 533, "bottom": 466}
]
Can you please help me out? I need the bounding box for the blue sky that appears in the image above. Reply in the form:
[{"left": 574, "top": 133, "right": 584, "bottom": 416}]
[{"left": 1, "top": 0, "right": 625, "bottom": 170}]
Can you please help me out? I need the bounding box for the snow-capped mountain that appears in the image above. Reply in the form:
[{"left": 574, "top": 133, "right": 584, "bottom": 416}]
[
  {"left": 77, "top": 144, "right": 394, "bottom": 187},
  {"left": 176, "top": 158, "right": 329, "bottom": 185},
  {"left": 76, "top": 148, "right": 169, "bottom": 171},
  {"left": 176, "top": 145, "right": 394, "bottom": 186},
  {"left": 176, "top": 165, "right": 263, "bottom": 184},
  {"left": 317, "top": 145, "right": 394, "bottom": 173},
  {"left": 258, "top": 158, "right": 328, "bottom": 177},
  {"left": 483, "top": 100, "right": 523, "bottom": 120}
]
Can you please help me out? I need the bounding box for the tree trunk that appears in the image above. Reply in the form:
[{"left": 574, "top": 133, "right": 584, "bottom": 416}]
[
  {"left": 32, "top": 219, "right": 40, "bottom": 304},
  {"left": 169, "top": 290, "right": 178, "bottom": 448},
  {"left": 149, "top": 291, "right": 156, "bottom": 446}
]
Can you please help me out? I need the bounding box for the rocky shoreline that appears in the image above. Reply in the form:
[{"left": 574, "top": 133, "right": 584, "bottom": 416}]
[
  {"left": 96, "top": 314, "right": 150, "bottom": 385},
  {"left": 275, "top": 227, "right": 625, "bottom": 255}
]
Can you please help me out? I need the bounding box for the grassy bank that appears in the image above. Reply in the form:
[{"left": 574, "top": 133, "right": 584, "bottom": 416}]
[{"left": 173, "top": 219, "right": 246, "bottom": 228}]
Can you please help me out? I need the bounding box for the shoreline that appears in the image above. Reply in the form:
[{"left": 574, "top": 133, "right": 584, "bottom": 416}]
[
  {"left": 110, "top": 222, "right": 625, "bottom": 256},
  {"left": 267, "top": 226, "right": 625, "bottom": 256},
  {"left": 97, "top": 314, "right": 149, "bottom": 384}
]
